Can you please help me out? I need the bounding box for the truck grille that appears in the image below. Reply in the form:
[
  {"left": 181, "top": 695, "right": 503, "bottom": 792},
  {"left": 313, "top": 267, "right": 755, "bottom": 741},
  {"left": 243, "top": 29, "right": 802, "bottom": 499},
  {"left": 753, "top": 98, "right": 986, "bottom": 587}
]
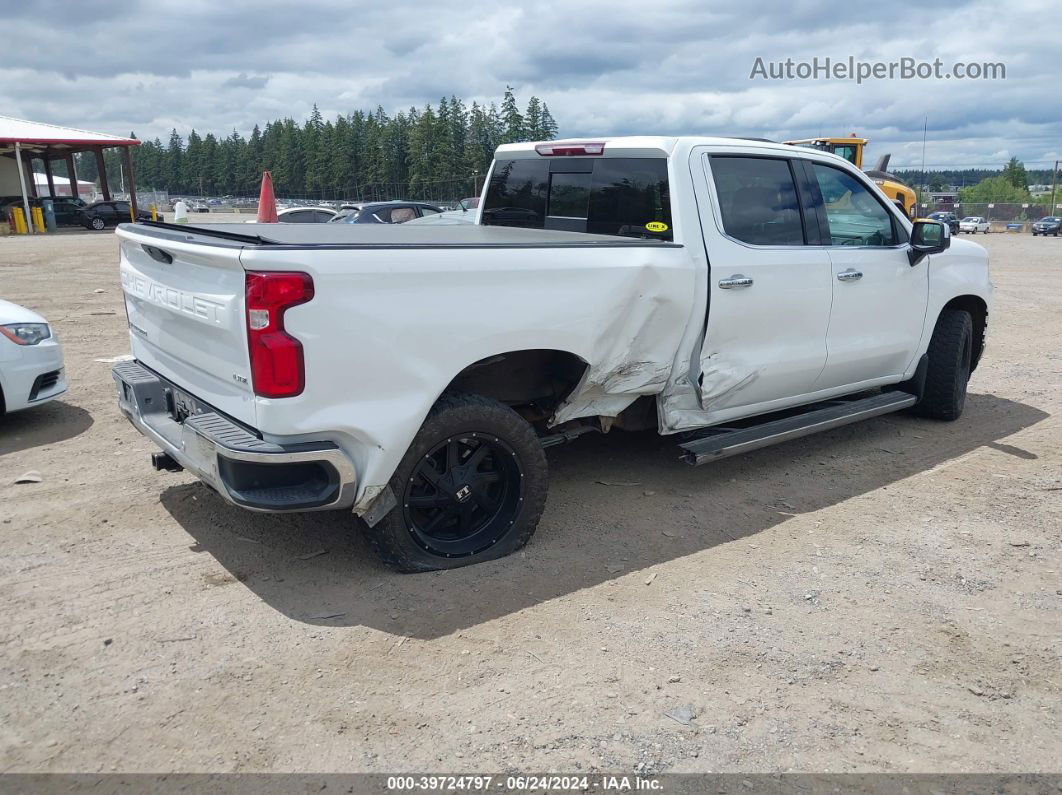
[{"left": 29, "top": 370, "right": 62, "bottom": 401}]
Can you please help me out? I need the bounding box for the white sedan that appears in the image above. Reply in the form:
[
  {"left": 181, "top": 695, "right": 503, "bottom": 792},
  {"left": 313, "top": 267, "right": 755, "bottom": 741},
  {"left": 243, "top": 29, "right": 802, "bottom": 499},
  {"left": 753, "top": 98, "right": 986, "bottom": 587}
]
[
  {"left": 959, "top": 216, "right": 990, "bottom": 234},
  {"left": 0, "top": 299, "right": 66, "bottom": 415}
]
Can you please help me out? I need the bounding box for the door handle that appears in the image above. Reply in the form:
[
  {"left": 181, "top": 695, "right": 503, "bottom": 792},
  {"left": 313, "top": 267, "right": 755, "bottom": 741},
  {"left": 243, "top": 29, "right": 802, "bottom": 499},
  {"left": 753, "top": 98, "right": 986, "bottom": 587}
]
[
  {"left": 837, "top": 269, "right": 863, "bottom": 282},
  {"left": 719, "top": 275, "right": 753, "bottom": 289}
]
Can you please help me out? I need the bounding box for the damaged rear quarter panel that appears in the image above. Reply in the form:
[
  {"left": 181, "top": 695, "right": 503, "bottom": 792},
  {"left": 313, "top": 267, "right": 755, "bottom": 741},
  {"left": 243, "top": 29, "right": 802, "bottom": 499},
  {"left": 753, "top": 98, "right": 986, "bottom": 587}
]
[
  {"left": 240, "top": 241, "right": 695, "bottom": 501},
  {"left": 550, "top": 260, "right": 691, "bottom": 424}
]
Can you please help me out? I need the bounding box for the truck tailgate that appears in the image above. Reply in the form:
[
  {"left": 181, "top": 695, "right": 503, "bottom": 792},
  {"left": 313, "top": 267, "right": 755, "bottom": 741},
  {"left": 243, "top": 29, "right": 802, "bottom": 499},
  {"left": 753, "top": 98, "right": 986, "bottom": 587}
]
[{"left": 116, "top": 225, "right": 256, "bottom": 427}]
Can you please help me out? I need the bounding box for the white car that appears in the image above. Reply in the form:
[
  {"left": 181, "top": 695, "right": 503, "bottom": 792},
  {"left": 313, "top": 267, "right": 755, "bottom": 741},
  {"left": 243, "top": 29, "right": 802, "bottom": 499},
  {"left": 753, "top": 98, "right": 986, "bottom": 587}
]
[
  {"left": 404, "top": 209, "right": 477, "bottom": 225},
  {"left": 113, "top": 136, "right": 990, "bottom": 571},
  {"left": 245, "top": 207, "right": 338, "bottom": 224},
  {"left": 959, "top": 216, "right": 990, "bottom": 234},
  {"left": 0, "top": 299, "right": 66, "bottom": 415}
]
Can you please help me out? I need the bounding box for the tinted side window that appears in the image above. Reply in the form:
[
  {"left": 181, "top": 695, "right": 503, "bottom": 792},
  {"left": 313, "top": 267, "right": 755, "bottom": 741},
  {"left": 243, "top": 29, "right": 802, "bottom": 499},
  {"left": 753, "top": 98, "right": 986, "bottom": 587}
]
[
  {"left": 812, "top": 163, "right": 897, "bottom": 246},
  {"left": 710, "top": 157, "right": 805, "bottom": 246},
  {"left": 115, "top": 202, "right": 130, "bottom": 213},
  {"left": 418, "top": 205, "right": 441, "bottom": 216}
]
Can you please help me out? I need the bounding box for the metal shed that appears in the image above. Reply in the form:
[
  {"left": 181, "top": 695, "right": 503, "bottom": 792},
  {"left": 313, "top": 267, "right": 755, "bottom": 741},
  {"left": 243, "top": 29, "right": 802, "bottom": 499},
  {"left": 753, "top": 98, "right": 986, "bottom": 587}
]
[{"left": 0, "top": 115, "right": 140, "bottom": 231}]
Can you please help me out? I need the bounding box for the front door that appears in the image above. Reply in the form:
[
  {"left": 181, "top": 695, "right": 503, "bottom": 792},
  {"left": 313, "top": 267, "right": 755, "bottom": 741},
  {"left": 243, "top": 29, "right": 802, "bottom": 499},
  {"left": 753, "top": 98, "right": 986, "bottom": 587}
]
[
  {"left": 805, "top": 161, "right": 929, "bottom": 390},
  {"left": 693, "top": 152, "right": 833, "bottom": 415}
]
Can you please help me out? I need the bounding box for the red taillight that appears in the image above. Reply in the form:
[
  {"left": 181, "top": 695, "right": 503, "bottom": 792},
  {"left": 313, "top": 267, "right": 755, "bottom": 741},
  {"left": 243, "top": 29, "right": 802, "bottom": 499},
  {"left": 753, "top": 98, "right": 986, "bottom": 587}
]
[
  {"left": 534, "top": 141, "right": 605, "bottom": 157},
  {"left": 245, "top": 271, "right": 314, "bottom": 398}
]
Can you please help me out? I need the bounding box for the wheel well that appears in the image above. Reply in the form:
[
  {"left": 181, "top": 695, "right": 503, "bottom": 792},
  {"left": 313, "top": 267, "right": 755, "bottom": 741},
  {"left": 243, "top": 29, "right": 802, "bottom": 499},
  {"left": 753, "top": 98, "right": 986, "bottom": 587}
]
[
  {"left": 445, "top": 350, "right": 588, "bottom": 419},
  {"left": 942, "top": 295, "right": 987, "bottom": 370}
]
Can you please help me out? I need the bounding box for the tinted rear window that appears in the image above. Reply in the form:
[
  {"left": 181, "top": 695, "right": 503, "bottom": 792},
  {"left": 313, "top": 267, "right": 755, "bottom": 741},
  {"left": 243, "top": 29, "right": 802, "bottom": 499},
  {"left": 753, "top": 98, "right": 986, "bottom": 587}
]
[
  {"left": 710, "top": 156, "right": 804, "bottom": 246},
  {"left": 482, "top": 157, "right": 672, "bottom": 240}
]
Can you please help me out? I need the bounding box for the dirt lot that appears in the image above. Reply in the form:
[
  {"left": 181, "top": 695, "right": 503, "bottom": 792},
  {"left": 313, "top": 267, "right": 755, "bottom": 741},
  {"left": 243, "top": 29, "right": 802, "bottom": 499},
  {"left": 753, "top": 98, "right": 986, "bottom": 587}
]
[{"left": 0, "top": 230, "right": 1059, "bottom": 774}]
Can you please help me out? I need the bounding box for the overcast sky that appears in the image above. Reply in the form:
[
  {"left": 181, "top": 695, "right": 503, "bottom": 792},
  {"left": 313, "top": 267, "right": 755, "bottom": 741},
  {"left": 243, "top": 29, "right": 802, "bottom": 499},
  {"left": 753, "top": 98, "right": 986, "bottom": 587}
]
[{"left": 3, "top": 0, "right": 1058, "bottom": 171}]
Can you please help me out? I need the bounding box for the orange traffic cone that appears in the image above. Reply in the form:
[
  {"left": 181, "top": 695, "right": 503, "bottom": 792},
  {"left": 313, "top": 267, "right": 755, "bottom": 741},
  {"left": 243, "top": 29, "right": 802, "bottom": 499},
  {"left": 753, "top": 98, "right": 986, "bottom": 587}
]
[{"left": 257, "top": 171, "right": 278, "bottom": 223}]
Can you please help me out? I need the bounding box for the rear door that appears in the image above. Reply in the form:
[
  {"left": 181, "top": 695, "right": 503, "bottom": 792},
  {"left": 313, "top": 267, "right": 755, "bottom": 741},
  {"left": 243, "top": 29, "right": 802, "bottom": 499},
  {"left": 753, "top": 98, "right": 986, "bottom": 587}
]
[
  {"left": 117, "top": 227, "right": 256, "bottom": 425},
  {"left": 693, "top": 152, "right": 833, "bottom": 412}
]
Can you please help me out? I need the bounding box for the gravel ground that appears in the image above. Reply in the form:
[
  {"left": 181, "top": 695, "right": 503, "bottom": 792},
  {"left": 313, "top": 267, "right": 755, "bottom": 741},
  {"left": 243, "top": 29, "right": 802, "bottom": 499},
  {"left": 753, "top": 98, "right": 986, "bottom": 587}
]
[{"left": 0, "top": 230, "right": 1059, "bottom": 773}]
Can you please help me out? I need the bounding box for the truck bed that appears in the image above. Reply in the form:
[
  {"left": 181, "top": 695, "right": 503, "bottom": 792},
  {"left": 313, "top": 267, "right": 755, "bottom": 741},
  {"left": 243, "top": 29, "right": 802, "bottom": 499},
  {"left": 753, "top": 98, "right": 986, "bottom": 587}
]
[{"left": 125, "top": 221, "right": 682, "bottom": 249}]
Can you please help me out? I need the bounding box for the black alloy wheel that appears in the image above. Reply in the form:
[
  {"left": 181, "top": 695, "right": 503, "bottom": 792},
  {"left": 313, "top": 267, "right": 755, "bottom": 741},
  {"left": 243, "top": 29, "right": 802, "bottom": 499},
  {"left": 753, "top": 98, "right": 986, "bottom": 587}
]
[{"left": 402, "top": 433, "right": 523, "bottom": 558}]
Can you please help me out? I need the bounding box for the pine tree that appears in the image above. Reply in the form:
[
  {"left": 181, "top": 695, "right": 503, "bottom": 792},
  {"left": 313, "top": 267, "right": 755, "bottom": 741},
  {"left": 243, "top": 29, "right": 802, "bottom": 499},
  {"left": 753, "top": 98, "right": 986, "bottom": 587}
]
[
  {"left": 407, "top": 104, "right": 440, "bottom": 198},
  {"left": 463, "top": 101, "right": 491, "bottom": 187},
  {"left": 500, "top": 85, "right": 524, "bottom": 144},
  {"left": 524, "top": 97, "right": 543, "bottom": 140},
  {"left": 164, "top": 130, "right": 183, "bottom": 192},
  {"left": 131, "top": 90, "right": 561, "bottom": 198},
  {"left": 237, "top": 125, "right": 262, "bottom": 195},
  {"left": 304, "top": 104, "right": 326, "bottom": 196},
  {"left": 540, "top": 103, "right": 558, "bottom": 140},
  {"left": 1002, "top": 157, "right": 1028, "bottom": 190}
]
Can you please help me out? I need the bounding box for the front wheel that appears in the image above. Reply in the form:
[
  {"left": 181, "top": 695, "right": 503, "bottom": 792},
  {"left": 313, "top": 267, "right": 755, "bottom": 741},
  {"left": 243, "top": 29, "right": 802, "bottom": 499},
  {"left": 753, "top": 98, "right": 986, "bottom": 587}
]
[
  {"left": 913, "top": 309, "right": 973, "bottom": 421},
  {"left": 90, "top": 217, "right": 106, "bottom": 231},
  {"left": 364, "top": 392, "right": 549, "bottom": 572}
]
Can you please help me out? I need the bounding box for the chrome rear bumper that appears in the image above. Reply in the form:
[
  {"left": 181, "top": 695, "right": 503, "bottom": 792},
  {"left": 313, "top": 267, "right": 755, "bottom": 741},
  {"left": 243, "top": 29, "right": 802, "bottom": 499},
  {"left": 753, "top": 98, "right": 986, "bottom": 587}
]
[{"left": 112, "top": 360, "right": 357, "bottom": 512}]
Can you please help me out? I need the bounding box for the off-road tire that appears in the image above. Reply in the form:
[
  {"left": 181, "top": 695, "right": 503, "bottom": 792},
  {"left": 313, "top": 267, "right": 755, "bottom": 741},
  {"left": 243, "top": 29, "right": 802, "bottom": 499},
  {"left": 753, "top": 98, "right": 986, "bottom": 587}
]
[
  {"left": 364, "top": 392, "right": 548, "bottom": 572},
  {"left": 913, "top": 309, "right": 973, "bottom": 421}
]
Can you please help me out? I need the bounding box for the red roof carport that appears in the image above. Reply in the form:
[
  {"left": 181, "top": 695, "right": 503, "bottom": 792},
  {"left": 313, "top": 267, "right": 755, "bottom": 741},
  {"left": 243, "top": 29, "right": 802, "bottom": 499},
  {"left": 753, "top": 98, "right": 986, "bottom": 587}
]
[{"left": 0, "top": 115, "right": 141, "bottom": 232}]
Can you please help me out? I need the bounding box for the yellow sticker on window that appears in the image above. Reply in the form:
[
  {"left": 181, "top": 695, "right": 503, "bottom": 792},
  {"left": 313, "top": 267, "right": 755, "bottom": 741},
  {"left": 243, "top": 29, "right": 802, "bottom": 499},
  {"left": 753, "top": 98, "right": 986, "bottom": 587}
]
[{"left": 645, "top": 221, "right": 669, "bottom": 233}]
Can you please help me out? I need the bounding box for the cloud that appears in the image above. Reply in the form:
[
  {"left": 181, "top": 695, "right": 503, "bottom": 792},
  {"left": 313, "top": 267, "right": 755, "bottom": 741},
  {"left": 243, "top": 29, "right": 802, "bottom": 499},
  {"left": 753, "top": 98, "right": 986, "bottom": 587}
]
[
  {"left": 0, "top": 0, "right": 1056, "bottom": 168},
  {"left": 222, "top": 73, "right": 269, "bottom": 90}
]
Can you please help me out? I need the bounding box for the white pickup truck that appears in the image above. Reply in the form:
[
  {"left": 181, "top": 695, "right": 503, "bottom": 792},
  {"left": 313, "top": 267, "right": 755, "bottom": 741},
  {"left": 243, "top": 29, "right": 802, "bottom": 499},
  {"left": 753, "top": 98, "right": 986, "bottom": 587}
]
[{"left": 113, "top": 136, "right": 990, "bottom": 571}]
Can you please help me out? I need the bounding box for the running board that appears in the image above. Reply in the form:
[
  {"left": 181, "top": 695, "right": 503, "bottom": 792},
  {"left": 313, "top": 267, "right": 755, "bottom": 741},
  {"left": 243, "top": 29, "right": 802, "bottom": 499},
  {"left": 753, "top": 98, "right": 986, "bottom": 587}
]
[{"left": 679, "top": 391, "right": 918, "bottom": 466}]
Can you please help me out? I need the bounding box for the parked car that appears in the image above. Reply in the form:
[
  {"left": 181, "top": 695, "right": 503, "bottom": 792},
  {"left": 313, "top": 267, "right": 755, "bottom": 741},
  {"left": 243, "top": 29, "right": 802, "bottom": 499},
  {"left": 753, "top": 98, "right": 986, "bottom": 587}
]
[
  {"left": 277, "top": 207, "right": 337, "bottom": 223},
  {"left": 1031, "top": 216, "right": 1061, "bottom": 236},
  {"left": 928, "top": 211, "right": 960, "bottom": 234},
  {"left": 403, "top": 197, "right": 481, "bottom": 224},
  {"left": 0, "top": 299, "right": 66, "bottom": 416},
  {"left": 112, "top": 136, "right": 989, "bottom": 572},
  {"left": 331, "top": 202, "right": 443, "bottom": 224},
  {"left": 78, "top": 201, "right": 153, "bottom": 231},
  {"left": 329, "top": 207, "right": 359, "bottom": 223},
  {"left": 0, "top": 196, "right": 87, "bottom": 227},
  {"left": 959, "top": 216, "right": 989, "bottom": 234},
  {"left": 405, "top": 210, "right": 477, "bottom": 225}
]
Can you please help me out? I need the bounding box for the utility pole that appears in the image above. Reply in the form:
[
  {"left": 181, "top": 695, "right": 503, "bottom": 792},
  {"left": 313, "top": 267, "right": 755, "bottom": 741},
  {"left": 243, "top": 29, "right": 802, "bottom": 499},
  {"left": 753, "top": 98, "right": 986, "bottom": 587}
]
[{"left": 1051, "top": 160, "right": 1059, "bottom": 217}]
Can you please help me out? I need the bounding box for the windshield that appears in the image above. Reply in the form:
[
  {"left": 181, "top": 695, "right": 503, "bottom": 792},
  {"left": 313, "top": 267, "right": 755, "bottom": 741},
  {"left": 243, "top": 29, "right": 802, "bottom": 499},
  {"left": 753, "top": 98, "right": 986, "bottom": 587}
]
[{"left": 1039, "top": 217, "right": 1060, "bottom": 223}]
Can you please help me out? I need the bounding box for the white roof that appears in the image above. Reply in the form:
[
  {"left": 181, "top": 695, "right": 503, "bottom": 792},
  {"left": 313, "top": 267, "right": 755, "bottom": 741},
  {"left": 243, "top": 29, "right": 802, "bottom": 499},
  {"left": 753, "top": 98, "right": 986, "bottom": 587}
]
[
  {"left": 0, "top": 115, "right": 138, "bottom": 151},
  {"left": 33, "top": 172, "right": 95, "bottom": 188},
  {"left": 495, "top": 135, "right": 802, "bottom": 159}
]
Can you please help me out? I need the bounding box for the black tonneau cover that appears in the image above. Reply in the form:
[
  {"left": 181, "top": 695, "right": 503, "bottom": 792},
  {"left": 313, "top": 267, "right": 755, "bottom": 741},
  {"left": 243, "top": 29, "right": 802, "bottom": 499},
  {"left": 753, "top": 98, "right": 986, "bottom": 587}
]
[{"left": 121, "top": 220, "right": 681, "bottom": 250}]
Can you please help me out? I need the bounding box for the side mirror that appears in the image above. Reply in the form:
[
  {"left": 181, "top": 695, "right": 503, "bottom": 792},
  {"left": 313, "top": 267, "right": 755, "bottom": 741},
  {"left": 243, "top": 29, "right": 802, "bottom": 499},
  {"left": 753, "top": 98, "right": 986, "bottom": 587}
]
[{"left": 908, "top": 219, "right": 950, "bottom": 266}]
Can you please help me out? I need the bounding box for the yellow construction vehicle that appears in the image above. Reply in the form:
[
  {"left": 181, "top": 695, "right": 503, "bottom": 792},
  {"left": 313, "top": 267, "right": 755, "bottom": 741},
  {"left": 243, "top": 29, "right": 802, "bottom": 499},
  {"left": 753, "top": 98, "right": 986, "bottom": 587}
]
[{"left": 783, "top": 134, "right": 917, "bottom": 218}]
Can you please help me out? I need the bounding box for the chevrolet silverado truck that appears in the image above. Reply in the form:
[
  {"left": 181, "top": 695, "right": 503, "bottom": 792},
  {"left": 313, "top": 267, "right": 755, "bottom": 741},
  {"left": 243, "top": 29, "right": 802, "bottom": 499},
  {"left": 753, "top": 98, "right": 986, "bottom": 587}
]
[{"left": 112, "top": 136, "right": 990, "bottom": 571}]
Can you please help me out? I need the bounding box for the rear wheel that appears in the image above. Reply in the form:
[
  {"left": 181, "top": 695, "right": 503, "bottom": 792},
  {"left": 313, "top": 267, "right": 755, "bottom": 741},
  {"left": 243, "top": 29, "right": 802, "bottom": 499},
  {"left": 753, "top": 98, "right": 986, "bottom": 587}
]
[
  {"left": 913, "top": 310, "right": 973, "bottom": 421},
  {"left": 364, "top": 392, "right": 548, "bottom": 572}
]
